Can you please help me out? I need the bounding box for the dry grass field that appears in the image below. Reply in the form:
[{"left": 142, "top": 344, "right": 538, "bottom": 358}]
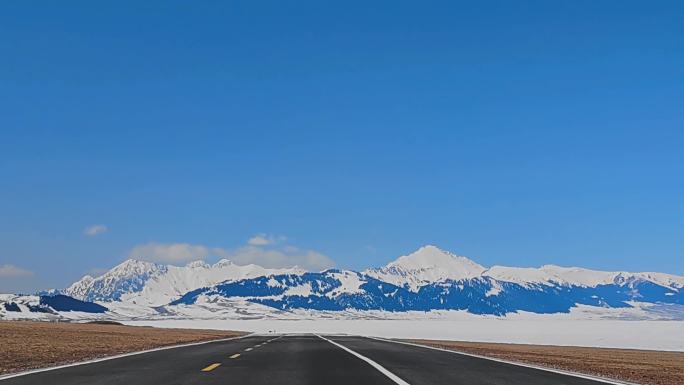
[
  {"left": 0, "top": 320, "right": 245, "bottom": 376},
  {"left": 405, "top": 339, "right": 684, "bottom": 385}
]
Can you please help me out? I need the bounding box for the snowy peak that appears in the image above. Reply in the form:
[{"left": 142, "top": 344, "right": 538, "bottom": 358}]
[
  {"left": 365, "top": 245, "right": 486, "bottom": 291},
  {"left": 214, "top": 259, "right": 234, "bottom": 267},
  {"left": 108, "top": 259, "right": 164, "bottom": 277},
  {"left": 64, "top": 275, "right": 95, "bottom": 300},
  {"left": 64, "top": 258, "right": 306, "bottom": 306},
  {"left": 64, "top": 259, "right": 165, "bottom": 303},
  {"left": 388, "top": 245, "right": 485, "bottom": 273}
]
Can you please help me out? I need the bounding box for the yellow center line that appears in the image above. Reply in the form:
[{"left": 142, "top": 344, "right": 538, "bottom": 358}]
[
  {"left": 230, "top": 353, "right": 241, "bottom": 359},
  {"left": 201, "top": 363, "right": 221, "bottom": 372}
]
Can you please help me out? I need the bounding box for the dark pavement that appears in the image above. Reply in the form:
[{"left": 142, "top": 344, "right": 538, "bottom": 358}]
[{"left": 0, "top": 334, "right": 618, "bottom": 385}]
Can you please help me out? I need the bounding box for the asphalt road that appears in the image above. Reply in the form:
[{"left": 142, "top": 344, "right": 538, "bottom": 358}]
[{"left": 1, "top": 334, "right": 619, "bottom": 385}]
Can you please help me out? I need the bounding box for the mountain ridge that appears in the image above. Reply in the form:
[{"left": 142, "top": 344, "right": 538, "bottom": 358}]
[
  {"left": 30, "top": 245, "right": 680, "bottom": 320},
  {"left": 66, "top": 245, "right": 684, "bottom": 305}
]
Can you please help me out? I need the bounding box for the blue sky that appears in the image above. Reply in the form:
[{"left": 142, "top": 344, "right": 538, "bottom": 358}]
[{"left": 1, "top": 1, "right": 683, "bottom": 292}]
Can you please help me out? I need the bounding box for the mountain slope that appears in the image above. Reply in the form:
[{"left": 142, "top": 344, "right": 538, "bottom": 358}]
[
  {"left": 172, "top": 268, "right": 684, "bottom": 316},
  {"left": 0, "top": 293, "right": 107, "bottom": 320},
  {"left": 483, "top": 264, "right": 684, "bottom": 290}
]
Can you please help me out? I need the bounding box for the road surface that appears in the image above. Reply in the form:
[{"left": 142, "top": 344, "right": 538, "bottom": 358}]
[{"left": 0, "top": 334, "right": 621, "bottom": 385}]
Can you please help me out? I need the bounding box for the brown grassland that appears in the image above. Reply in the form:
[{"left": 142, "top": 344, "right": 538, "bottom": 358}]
[
  {"left": 0, "top": 320, "right": 245, "bottom": 376},
  {"left": 405, "top": 339, "right": 684, "bottom": 385}
]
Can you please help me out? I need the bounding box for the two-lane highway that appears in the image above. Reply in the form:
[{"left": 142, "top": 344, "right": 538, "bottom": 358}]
[{"left": 0, "top": 334, "right": 624, "bottom": 385}]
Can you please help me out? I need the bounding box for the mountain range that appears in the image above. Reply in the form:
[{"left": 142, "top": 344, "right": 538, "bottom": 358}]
[{"left": 2, "top": 245, "right": 683, "bottom": 320}]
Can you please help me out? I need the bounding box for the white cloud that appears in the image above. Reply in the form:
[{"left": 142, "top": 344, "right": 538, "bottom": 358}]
[
  {"left": 128, "top": 243, "right": 210, "bottom": 264},
  {"left": 127, "top": 235, "right": 334, "bottom": 271},
  {"left": 247, "top": 234, "right": 286, "bottom": 246},
  {"left": 84, "top": 224, "right": 108, "bottom": 236},
  {"left": 248, "top": 234, "right": 272, "bottom": 246},
  {"left": 0, "top": 264, "right": 34, "bottom": 278},
  {"left": 226, "top": 245, "right": 334, "bottom": 271}
]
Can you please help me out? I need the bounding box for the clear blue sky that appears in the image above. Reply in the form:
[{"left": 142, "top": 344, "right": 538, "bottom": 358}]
[{"left": 2, "top": 1, "right": 683, "bottom": 292}]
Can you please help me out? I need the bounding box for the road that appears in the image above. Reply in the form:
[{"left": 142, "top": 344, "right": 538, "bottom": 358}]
[{"left": 1, "top": 334, "right": 620, "bottom": 385}]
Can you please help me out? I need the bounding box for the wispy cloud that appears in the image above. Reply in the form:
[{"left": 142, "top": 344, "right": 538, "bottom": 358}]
[
  {"left": 84, "top": 224, "right": 108, "bottom": 236},
  {"left": 128, "top": 235, "right": 334, "bottom": 271},
  {"left": 0, "top": 264, "right": 34, "bottom": 278},
  {"left": 247, "top": 233, "right": 286, "bottom": 246},
  {"left": 128, "top": 243, "right": 211, "bottom": 264},
  {"left": 228, "top": 244, "right": 333, "bottom": 271}
]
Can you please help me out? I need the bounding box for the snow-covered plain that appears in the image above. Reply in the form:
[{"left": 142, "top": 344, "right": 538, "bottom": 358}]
[
  {"left": 118, "top": 300, "right": 684, "bottom": 352},
  {"left": 124, "top": 315, "right": 684, "bottom": 352}
]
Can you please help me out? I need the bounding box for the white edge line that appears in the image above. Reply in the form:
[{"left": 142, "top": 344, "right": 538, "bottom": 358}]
[
  {"left": 367, "top": 337, "right": 640, "bottom": 385},
  {"left": 0, "top": 332, "right": 257, "bottom": 381},
  {"left": 316, "top": 334, "right": 410, "bottom": 385}
]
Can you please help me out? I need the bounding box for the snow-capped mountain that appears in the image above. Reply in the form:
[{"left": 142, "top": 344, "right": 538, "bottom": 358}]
[
  {"left": 364, "top": 245, "right": 684, "bottom": 292},
  {"left": 65, "top": 259, "right": 161, "bottom": 303},
  {"left": 172, "top": 245, "right": 684, "bottom": 317},
  {"left": 364, "top": 245, "right": 486, "bottom": 291},
  {"left": 5, "top": 245, "right": 680, "bottom": 322},
  {"left": 65, "top": 258, "right": 304, "bottom": 306}
]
